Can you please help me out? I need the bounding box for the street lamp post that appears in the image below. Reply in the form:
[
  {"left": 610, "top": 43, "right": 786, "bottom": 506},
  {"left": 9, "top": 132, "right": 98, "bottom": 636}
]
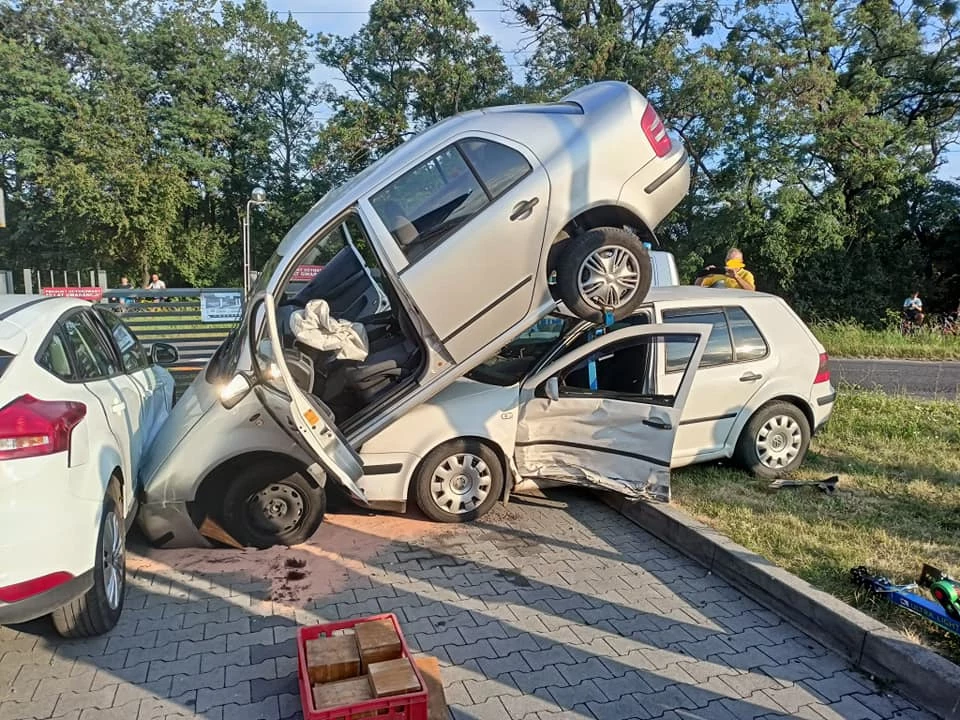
[{"left": 243, "top": 186, "right": 268, "bottom": 296}]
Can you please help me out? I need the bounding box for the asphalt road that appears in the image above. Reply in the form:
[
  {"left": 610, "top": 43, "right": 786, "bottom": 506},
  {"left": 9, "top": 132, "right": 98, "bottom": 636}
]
[{"left": 833, "top": 357, "right": 960, "bottom": 400}]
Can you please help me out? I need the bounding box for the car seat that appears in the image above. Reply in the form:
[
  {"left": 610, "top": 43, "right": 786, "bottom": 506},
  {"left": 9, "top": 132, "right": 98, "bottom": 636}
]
[{"left": 379, "top": 200, "right": 420, "bottom": 249}]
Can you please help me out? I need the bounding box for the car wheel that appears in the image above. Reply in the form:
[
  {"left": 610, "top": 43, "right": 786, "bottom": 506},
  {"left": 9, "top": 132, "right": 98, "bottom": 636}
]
[
  {"left": 52, "top": 481, "right": 125, "bottom": 638},
  {"left": 735, "top": 402, "right": 811, "bottom": 479},
  {"left": 221, "top": 463, "right": 325, "bottom": 549},
  {"left": 556, "top": 227, "right": 652, "bottom": 322},
  {"left": 414, "top": 440, "right": 504, "bottom": 523}
]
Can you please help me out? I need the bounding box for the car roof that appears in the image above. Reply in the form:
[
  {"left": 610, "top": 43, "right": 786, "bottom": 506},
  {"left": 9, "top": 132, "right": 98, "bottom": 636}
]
[
  {"left": 553, "top": 286, "right": 775, "bottom": 318},
  {"left": 644, "top": 286, "right": 773, "bottom": 304},
  {"left": 0, "top": 295, "right": 88, "bottom": 327},
  {"left": 276, "top": 82, "right": 642, "bottom": 258}
]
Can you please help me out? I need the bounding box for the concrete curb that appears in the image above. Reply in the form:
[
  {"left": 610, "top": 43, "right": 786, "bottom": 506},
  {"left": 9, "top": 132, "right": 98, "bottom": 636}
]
[{"left": 598, "top": 493, "right": 960, "bottom": 720}]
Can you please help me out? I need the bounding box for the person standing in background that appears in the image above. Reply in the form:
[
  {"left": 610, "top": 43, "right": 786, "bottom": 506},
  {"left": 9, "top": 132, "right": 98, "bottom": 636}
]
[
  {"left": 695, "top": 248, "right": 756, "bottom": 291},
  {"left": 146, "top": 272, "right": 166, "bottom": 304}
]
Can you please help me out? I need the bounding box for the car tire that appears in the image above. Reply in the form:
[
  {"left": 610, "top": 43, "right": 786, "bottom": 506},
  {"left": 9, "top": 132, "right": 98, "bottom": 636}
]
[
  {"left": 735, "top": 402, "right": 811, "bottom": 478},
  {"left": 221, "top": 463, "right": 325, "bottom": 549},
  {"left": 556, "top": 227, "right": 652, "bottom": 322},
  {"left": 52, "top": 481, "right": 125, "bottom": 638},
  {"left": 414, "top": 439, "right": 504, "bottom": 523}
]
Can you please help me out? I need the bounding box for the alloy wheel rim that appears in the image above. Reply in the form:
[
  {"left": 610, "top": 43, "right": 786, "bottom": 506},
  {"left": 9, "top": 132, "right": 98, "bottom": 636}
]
[
  {"left": 102, "top": 511, "right": 124, "bottom": 611},
  {"left": 755, "top": 415, "right": 802, "bottom": 469},
  {"left": 577, "top": 245, "right": 642, "bottom": 310},
  {"left": 430, "top": 453, "right": 492, "bottom": 515},
  {"left": 248, "top": 483, "right": 305, "bottom": 535}
]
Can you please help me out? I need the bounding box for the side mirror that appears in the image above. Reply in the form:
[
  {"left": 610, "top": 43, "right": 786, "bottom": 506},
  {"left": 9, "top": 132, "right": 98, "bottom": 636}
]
[
  {"left": 150, "top": 342, "right": 179, "bottom": 366},
  {"left": 545, "top": 376, "right": 560, "bottom": 402}
]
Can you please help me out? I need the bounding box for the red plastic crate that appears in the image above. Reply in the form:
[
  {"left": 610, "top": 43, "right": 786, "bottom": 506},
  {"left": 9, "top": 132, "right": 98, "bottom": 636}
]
[{"left": 297, "top": 613, "right": 428, "bottom": 720}]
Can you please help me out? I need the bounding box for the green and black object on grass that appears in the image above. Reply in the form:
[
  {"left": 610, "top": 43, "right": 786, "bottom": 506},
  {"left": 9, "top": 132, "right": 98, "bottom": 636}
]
[{"left": 851, "top": 564, "right": 960, "bottom": 638}]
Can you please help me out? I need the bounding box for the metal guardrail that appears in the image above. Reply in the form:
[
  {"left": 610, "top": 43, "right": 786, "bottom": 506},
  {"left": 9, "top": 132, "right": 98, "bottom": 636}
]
[{"left": 99, "top": 289, "right": 240, "bottom": 396}]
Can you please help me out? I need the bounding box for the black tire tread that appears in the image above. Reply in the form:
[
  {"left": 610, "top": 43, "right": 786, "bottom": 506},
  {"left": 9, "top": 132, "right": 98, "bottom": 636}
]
[
  {"left": 51, "top": 480, "right": 124, "bottom": 638},
  {"left": 221, "top": 463, "right": 326, "bottom": 549},
  {"left": 414, "top": 439, "right": 505, "bottom": 524},
  {"left": 555, "top": 226, "right": 652, "bottom": 322},
  {"left": 734, "top": 401, "right": 811, "bottom": 479}
]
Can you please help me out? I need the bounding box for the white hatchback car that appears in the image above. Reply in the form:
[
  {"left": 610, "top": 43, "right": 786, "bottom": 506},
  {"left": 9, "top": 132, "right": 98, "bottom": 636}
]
[
  {"left": 353, "top": 287, "right": 836, "bottom": 522},
  {"left": 0, "top": 296, "right": 177, "bottom": 636}
]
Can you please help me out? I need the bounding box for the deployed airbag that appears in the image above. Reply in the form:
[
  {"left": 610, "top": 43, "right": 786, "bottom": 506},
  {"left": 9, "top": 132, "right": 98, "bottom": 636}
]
[{"left": 289, "top": 299, "right": 369, "bottom": 362}]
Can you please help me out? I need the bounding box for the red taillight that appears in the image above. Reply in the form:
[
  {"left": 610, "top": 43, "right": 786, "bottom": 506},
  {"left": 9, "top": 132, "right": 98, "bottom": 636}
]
[
  {"left": 814, "top": 352, "right": 830, "bottom": 384},
  {"left": 0, "top": 572, "right": 74, "bottom": 603},
  {"left": 0, "top": 395, "right": 86, "bottom": 460},
  {"left": 642, "top": 103, "right": 672, "bottom": 157}
]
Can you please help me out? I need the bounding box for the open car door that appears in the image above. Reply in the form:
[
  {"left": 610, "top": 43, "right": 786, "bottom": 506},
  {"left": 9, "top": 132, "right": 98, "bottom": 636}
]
[
  {"left": 248, "top": 292, "right": 367, "bottom": 504},
  {"left": 514, "top": 323, "right": 709, "bottom": 501}
]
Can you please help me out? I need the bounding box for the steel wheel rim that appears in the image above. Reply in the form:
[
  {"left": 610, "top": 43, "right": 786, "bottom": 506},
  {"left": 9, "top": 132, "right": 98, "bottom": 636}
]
[
  {"left": 577, "top": 245, "right": 641, "bottom": 310},
  {"left": 755, "top": 415, "right": 803, "bottom": 469},
  {"left": 102, "top": 510, "right": 124, "bottom": 610},
  {"left": 430, "top": 453, "right": 492, "bottom": 515},
  {"left": 247, "top": 483, "right": 305, "bottom": 535}
]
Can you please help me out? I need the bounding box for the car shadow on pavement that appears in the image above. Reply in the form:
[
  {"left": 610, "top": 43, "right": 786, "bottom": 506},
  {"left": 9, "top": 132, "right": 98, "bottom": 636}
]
[{"left": 0, "top": 489, "right": 924, "bottom": 720}]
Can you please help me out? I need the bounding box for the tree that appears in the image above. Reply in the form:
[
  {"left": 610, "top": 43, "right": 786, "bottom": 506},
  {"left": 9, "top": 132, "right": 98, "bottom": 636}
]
[{"left": 312, "top": 0, "right": 511, "bottom": 186}]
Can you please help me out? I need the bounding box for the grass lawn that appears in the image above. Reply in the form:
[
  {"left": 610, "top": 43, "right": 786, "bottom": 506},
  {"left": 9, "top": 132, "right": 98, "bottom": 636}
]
[
  {"left": 812, "top": 320, "right": 960, "bottom": 360},
  {"left": 671, "top": 387, "right": 960, "bottom": 664}
]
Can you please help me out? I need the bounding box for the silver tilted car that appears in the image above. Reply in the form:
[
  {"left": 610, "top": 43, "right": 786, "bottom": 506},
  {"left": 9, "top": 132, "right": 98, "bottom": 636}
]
[{"left": 138, "top": 81, "right": 691, "bottom": 548}]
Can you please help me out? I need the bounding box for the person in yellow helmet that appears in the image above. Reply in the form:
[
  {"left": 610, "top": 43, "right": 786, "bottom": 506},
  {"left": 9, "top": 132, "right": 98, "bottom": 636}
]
[{"left": 694, "top": 248, "right": 756, "bottom": 291}]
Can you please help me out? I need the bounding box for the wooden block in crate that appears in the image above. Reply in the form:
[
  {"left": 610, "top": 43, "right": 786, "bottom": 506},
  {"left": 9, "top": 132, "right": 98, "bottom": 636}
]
[
  {"left": 354, "top": 618, "right": 402, "bottom": 669},
  {"left": 414, "top": 656, "right": 448, "bottom": 720},
  {"left": 367, "top": 657, "right": 421, "bottom": 698},
  {"left": 312, "top": 676, "right": 372, "bottom": 711},
  {"left": 305, "top": 634, "right": 361, "bottom": 684}
]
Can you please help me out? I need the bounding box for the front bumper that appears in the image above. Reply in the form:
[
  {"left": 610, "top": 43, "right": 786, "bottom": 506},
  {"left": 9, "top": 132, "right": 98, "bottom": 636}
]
[
  {"left": 0, "top": 569, "right": 93, "bottom": 625},
  {"left": 137, "top": 500, "right": 211, "bottom": 549}
]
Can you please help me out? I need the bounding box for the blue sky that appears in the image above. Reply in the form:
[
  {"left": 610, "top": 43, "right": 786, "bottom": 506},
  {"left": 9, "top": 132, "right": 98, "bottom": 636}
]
[{"left": 265, "top": 0, "right": 960, "bottom": 181}]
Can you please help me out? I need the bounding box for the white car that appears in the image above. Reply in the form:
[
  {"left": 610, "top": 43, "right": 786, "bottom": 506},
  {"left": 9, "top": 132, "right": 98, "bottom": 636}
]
[
  {"left": 0, "top": 296, "right": 178, "bottom": 636},
  {"left": 355, "top": 287, "right": 836, "bottom": 522}
]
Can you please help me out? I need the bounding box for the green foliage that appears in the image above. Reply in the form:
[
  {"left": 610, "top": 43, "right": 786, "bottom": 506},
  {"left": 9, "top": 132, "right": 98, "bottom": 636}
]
[
  {"left": 674, "top": 388, "right": 960, "bottom": 662},
  {"left": 0, "top": 0, "right": 957, "bottom": 318}
]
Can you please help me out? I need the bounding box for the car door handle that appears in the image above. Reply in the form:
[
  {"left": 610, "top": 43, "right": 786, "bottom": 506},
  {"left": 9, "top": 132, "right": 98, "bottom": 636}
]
[
  {"left": 643, "top": 417, "right": 672, "bottom": 430},
  {"left": 111, "top": 401, "right": 126, "bottom": 414},
  {"left": 509, "top": 197, "right": 539, "bottom": 221},
  {"left": 740, "top": 372, "right": 763, "bottom": 382}
]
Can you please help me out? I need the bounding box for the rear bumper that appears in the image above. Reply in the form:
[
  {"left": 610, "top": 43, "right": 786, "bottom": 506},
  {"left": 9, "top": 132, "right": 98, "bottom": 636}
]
[
  {"left": 813, "top": 387, "right": 836, "bottom": 433},
  {"left": 0, "top": 569, "right": 93, "bottom": 625},
  {"left": 137, "top": 500, "right": 211, "bottom": 549}
]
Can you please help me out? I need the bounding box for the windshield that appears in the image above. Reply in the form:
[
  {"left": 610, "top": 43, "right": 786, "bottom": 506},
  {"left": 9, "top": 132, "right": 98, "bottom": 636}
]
[
  {"left": 205, "top": 251, "right": 285, "bottom": 383},
  {"left": 466, "top": 315, "right": 575, "bottom": 386}
]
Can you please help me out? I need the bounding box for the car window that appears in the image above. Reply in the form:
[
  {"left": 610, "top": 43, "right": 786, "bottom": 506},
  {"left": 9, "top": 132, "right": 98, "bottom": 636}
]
[
  {"left": 61, "top": 314, "right": 118, "bottom": 380},
  {"left": 96, "top": 307, "right": 149, "bottom": 373},
  {"left": 727, "top": 307, "right": 768, "bottom": 361},
  {"left": 38, "top": 331, "right": 75, "bottom": 380},
  {"left": 560, "top": 334, "right": 698, "bottom": 407},
  {"left": 459, "top": 139, "right": 531, "bottom": 197},
  {"left": 370, "top": 144, "right": 489, "bottom": 262},
  {"left": 467, "top": 315, "right": 573, "bottom": 386},
  {"left": 661, "top": 309, "right": 733, "bottom": 372},
  {"left": 567, "top": 313, "right": 650, "bottom": 353}
]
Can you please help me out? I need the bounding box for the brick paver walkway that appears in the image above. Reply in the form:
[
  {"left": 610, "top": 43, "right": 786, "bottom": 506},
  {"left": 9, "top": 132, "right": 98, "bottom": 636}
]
[{"left": 0, "top": 491, "right": 934, "bottom": 719}]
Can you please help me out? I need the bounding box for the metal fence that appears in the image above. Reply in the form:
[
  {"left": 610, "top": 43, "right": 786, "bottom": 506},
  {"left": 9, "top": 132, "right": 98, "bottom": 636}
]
[{"left": 99, "top": 289, "right": 241, "bottom": 396}]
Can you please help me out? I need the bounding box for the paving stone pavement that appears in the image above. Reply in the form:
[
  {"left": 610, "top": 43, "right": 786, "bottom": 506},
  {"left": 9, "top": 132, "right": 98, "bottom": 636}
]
[{"left": 0, "top": 490, "right": 936, "bottom": 720}]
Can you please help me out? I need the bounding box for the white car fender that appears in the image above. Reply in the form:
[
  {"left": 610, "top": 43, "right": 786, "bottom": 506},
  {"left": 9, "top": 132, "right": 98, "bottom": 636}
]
[
  {"left": 66, "top": 433, "right": 122, "bottom": 504},
  {"left": 359, "top": 379, "right": 521, "bottom": 499},
  {"left": 723, "top": 376, "right": 816, "bottom": 456}
]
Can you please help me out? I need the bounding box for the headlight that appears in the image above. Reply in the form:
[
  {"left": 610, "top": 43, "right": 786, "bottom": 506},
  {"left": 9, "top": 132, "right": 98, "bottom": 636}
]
[{"left": 220, "top": 373, "right": 252, "bottom": 409}]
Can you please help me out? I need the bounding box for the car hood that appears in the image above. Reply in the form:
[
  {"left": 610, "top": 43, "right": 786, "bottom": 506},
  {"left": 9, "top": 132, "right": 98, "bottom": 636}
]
[{"left": 139, "top": 375, "right": 217, "bottom": 486}]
